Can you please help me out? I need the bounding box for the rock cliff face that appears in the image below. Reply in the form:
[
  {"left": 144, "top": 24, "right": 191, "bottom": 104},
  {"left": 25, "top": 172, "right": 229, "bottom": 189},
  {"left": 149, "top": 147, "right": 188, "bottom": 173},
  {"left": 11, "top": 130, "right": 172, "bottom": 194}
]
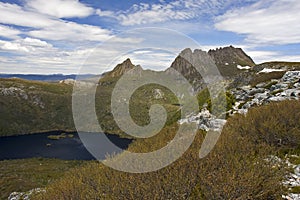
[
  {"left": 208, "top": 45, "right": 255, "bottom": 77},
  {"left": 165, "top": 46, "right": 254, "bottom": 92},
  {"left": 104, "top": 58, "right": 142, "bottom": 78},
  {"left": 208, "top": 46, "right": 255, "bottom": 67},
  {"left": 165, "top": 48, "right": 206, "bottom": 92}
]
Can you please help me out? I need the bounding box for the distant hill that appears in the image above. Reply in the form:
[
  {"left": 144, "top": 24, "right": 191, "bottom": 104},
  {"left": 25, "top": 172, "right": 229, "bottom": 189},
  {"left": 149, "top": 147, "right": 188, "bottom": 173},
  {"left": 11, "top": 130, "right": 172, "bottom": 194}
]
[
  {"left": 0, "top": 74, "right": 96, "bottom": 82},
  {"left": 0, "top": 78, "right": 75, "bottom": 136}
]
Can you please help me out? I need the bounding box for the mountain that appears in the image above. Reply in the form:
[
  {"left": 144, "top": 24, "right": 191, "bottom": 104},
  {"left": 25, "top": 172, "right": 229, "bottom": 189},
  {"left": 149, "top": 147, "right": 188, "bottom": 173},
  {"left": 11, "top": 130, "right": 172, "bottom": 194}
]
[
  {"left": 165, "top": 46, "right": 255, "bottom": 92},
  {"left": 165, "top": 48, "right": 207, "bottom": 92},
  {"left": 1, "top": 46, "right": 300, "bottom": 136},
  {"left": 208, "top": 46, "right": 255, "bottom": 67},
  {"left": 208, "top": 45, "right": 256, "bottom": 77},
  {"left": 103, "top": 58, "right": 142, "bottom": 78}
]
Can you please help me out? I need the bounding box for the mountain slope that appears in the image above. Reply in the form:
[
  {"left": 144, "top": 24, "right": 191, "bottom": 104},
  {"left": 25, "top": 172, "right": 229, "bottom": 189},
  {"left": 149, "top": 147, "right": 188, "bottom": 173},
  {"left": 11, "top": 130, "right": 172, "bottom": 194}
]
[
  {"left": 208, "top": 45, "right": 255, "bottom": 77},
  {"left": 0, "top": 78, "right": 74, "bottom": 136},
  {"left": 103, "top": 58, "right": 136, "bottom": 78},
  {"left": 165, "top": 46, "right": 255, "bottom": 92}
]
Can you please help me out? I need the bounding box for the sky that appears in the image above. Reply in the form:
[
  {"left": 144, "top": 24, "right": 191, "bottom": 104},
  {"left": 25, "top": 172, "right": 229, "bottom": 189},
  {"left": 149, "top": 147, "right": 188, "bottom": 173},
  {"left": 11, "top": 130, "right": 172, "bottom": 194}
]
[{"left": 0, "top": 0, "right": 300, "bottom": 74}]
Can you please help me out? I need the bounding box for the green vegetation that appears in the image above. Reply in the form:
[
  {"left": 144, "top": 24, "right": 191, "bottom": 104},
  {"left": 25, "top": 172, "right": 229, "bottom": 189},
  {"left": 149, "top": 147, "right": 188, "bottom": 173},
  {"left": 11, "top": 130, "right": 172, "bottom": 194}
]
[
  {"left": 96, "top": 75, "right": 181, "bottom": 137},
  {"left": 271, "top": 89, "right": 284, "bottom": 96},
  {"left": 0, "top": 78, "right": 75, "bottom": 136},
  {"left": 0, "top": 158, "right": 85, "bottom": 200},
  {"left": 264, "top": 80, "right": 278, "bottom": 89},
  {"left": 197, "top": 88, "right": 235, "bottom": 116},
  {"left": 1, "top": 75, "right": 300, "bottom": 199},
  {"left": 250, "top": 71, "right": 286, "bottom": 86},
  {"left": 0, "top": 76, "right": 181, "bottom": 138},
  {"left": 47, "top": 133, "right": 74, "bottom": 140},
  {"left": 290, "top": 186, "right": 300, "bottom": 194},
  {"left": 33, "top": 100, "right": 300, "bottom": 200}
]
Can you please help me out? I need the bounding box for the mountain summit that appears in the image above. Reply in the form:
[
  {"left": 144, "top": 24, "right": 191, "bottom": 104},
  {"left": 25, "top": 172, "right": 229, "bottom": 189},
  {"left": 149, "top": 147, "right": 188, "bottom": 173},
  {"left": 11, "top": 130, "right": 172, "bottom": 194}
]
[
  {"left": 165, "top": 46, "right": 256, "bottom": 91},
  {"left": 165, "top": 48, "right": 207, "bottom": 91},
  {"left": 208, "top": 46, "right": 255, "bottom": 77},
  {"left": 105, "top": 58, "right": 136, "bottom": 78}
]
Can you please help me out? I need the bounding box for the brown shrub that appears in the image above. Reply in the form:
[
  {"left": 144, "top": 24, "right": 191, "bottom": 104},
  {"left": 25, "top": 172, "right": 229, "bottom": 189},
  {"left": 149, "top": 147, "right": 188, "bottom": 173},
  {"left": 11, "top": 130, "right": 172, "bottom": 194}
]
[{"left": 34, "top": 101, "right": 300, "bottom": 200}]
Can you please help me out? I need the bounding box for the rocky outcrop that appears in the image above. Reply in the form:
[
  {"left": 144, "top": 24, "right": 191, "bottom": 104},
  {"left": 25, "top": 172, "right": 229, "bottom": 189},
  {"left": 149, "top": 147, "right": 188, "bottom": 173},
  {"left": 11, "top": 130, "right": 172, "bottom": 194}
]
[
  {"left": 265, "top": 155, "right": 300, "bottom": 200},
  {"left": 104, "top": 58, "right": 142, "bottom": 78},
  {"left": 0, "top": 86, "right": 45, "bottom": 108},
  {"left": 59, "top": 78, "right": 75, "bottom": 85},
  {"left": 282, "top": 159, "right": 300, "bottom": 200},
  {"left": 230, "top": 71, "right": 300, "bottom": 115},
  {"left": 165, "top": 48, "right": 206, "bottom": 92},
  {"left": 208, "top": 46, "right": 255, "bottom": 66},
  {"left": 8, "top": 188, "right": 45, "bottom": 200},
  {"left": 166, "top": 46, "right": 256, "bottom": 92},
  {"left": 179, "top": 108, "right": 226, "bottom": 132},
  {"left": 179, "top": 70, "right": 300, "bottom": 135},
  {"left": 153, "top": 88, "right": 164, "bottom": 99}
]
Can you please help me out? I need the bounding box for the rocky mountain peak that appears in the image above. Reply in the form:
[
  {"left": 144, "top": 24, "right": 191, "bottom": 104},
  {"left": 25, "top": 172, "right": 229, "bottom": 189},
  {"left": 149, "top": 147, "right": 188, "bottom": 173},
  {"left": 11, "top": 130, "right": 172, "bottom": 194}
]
[
  {"left": 165, "top": 46, "right": 257, "bottom": 91},
  {"left": 208, "top": 45, "right": 255, "bottom": 68},
  {"left": 105, "top": 58, "right": 136, "bottom": 78},
  {"left": 166, "top": 48, "right": 209, "bottom": 92}
]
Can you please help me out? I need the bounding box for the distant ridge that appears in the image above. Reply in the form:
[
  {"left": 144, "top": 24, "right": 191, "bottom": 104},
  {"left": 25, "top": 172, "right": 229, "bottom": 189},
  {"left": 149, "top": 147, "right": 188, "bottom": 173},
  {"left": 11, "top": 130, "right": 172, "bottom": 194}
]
[{"left": 0, "top": 74, "right": 95, "bottom": 82}]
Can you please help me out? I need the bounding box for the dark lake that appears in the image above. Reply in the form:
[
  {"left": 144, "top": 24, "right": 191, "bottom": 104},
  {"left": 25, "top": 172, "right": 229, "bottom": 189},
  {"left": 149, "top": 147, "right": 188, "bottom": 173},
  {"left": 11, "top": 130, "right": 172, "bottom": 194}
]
[{"left": 0, "top": 131, "right": 132, "bottom": 160}]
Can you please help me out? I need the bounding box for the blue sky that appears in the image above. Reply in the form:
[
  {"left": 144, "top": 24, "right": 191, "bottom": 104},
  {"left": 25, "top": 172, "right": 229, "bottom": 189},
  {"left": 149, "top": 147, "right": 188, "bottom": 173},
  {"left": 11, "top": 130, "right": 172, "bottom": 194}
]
[{"left": 0, "top": 0, "right": 299, "bottom": 74}]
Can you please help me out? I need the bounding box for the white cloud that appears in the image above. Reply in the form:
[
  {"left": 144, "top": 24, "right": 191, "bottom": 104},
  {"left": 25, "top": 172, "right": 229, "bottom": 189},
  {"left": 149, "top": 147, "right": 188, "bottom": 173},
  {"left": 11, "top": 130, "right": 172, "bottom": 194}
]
[
  {"left": 26, "top": 0, "right": 94, "bottom": 18},
  {"left": 128, "top": 49, "right": 176, "bottom": 70},
  {"left": 104, "top": 0, "right": 256, "bottom": 26},
  {"left": 215, "top": 0, "right": 300, "bottom": 45},
  {"left": 0, "top": 2, "right": 112, "bottom": 42},
  {"left": 274, "top": 55, "right": 300, "bottom": 62},
  {"left": 115, "top": 1, "right": 198, "bottom": 26},
  {"left": 0, "top": 24, "right": 21, "bottom": 39},
  {"left": 243, "top": 50, "right": 279, "bottom": 63},
  {"left": 23, "top": 37, "right": 52, "bottom": 47},
  {"left": 28, "top": 21, "right": 112, "bottom": 42},
  {"left": 0, "top": 38, "right": 53, "bottom": 53},
  {"left": 0, "top": 40, "right": 30, "bottom": 52},
  {"left": 242, "top": 49, "right": 300, "bottom": 64},
  {"left": 95, "top": 9, "right": 114, "bottom": 17},
  {"left": 0, "top": 2, "right": 55, "bottom": 28}
]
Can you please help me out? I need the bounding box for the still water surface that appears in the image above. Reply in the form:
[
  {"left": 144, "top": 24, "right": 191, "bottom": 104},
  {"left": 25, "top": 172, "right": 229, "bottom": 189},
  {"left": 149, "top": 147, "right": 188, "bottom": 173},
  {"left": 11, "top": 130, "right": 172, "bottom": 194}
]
[{"left": 0, "top": 131, "right": 132, "bottom": 160}]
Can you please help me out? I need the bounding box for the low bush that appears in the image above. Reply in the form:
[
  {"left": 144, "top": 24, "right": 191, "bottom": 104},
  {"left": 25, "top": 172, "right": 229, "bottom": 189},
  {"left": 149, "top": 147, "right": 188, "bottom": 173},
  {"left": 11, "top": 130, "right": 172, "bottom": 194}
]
[{"left": 33, "top": 101, "right": 300, "bottom": 199}]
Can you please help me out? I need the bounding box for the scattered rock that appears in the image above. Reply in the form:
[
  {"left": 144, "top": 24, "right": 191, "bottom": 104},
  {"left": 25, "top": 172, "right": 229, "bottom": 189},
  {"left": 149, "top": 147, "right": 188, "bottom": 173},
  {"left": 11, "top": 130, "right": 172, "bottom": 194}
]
[
  {"left": 229, "top": 71, "right": 300, "bottom": 115},
  {"left": 59, "top": 78, "right": 75, "bottom": 85},
  {"left": 179, "top": 108, "right": 226, "bottom": 132},
  {"left": 8, "top": 188, "right": 45, "bottom": 200},
  {"left": 281, "top": 71, "right": 300, "bottom": 82},
  {"left": 153, "top": 89, "right": 164, "bottom": 99}
]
